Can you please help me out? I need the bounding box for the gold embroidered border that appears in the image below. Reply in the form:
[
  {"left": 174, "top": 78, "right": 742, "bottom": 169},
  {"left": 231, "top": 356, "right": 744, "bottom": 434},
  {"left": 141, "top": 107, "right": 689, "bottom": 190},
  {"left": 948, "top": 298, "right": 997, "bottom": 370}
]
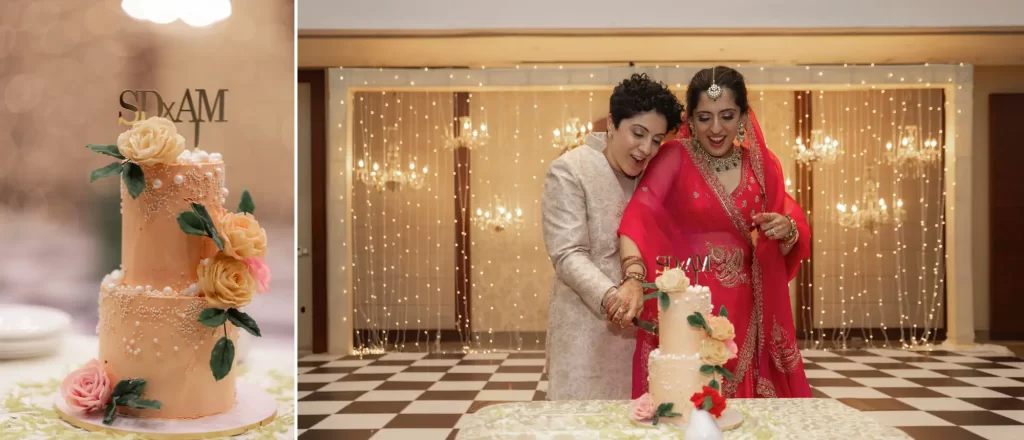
[
  {"left": 771, "top": 315, "right": 802, "bottom": 373},
  {"left": 685, "top": 141, "right": 762, "bottom": 398},
  {"left": 756, "top": 375, "right": 777, "bottom": 398},
  {"left": 705, "top": 242, "right": 750, "bottom": 288}
]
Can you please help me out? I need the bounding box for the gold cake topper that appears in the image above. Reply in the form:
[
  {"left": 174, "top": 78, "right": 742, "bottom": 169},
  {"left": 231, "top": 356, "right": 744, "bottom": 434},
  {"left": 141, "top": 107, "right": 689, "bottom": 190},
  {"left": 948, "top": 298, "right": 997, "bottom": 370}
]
[{"left": 118, "top": 88, "right": 229, "bottom": 149}]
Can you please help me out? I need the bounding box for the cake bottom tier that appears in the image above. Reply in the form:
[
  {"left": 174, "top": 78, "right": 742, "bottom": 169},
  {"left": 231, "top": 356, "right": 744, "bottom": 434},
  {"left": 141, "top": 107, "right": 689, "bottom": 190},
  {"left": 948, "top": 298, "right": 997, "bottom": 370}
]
[
  {"left": 98, "top": 289, "right": 239, "bottom": 419},
  {"left": 648, "top": 349, "right": 711, "bottom": 424}
]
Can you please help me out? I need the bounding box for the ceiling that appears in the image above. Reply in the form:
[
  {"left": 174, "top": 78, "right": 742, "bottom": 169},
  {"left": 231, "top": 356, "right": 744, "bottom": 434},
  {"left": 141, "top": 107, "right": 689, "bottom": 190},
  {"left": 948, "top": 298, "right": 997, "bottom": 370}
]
[{"left": 298, "top": 30, "right": 1024, "bottom": 68}]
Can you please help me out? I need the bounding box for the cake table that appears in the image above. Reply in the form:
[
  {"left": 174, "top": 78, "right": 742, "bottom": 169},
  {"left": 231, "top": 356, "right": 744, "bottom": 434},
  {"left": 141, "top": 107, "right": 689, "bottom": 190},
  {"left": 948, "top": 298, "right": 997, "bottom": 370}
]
[
  {"left": 0, "top": 334, "right": 295, "bottom": 439},
  {"left": 456, "top": 398, "right": 913, "bottom": 439}
]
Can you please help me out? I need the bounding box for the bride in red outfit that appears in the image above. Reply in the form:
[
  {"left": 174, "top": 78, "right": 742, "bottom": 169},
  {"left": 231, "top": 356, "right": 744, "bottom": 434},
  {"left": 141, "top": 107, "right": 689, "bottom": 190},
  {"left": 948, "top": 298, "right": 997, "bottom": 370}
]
[{"left": 609, "top": 66, "right": 812, "bottom": 399}]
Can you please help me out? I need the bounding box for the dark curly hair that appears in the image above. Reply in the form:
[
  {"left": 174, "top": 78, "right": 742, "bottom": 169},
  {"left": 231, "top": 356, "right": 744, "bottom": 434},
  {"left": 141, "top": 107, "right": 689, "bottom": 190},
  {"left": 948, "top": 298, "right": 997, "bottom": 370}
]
[
  {"left": 686, "top": 66, "right": 749, "bottom": 116},
  {"left": 609, "top": 73, "right": 684, "bottom": 133}
]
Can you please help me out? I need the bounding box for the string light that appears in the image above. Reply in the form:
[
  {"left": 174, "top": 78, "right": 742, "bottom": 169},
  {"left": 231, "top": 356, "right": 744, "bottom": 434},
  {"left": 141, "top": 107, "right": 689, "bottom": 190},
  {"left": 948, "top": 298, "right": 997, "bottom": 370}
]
[{"left": 334, "top": 65, "right": 958, "bottom": 356}]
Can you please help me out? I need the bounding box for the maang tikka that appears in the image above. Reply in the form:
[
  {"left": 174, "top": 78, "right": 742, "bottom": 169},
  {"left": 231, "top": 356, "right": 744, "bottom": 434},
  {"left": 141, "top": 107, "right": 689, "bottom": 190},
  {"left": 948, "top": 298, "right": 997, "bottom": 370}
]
[{"left": 706, "top": 66, "right": 722, "bottom": 101}]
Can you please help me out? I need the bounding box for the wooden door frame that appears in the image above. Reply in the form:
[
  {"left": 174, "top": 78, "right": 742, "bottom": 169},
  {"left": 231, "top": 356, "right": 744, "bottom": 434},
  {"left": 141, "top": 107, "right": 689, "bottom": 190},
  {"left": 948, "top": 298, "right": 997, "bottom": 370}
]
[
  {"left": 299, "top": 69, "right": 329, "bottom": 353},
  {"left": 988, "top": 93, "right": 1024, "bottom": 340}
]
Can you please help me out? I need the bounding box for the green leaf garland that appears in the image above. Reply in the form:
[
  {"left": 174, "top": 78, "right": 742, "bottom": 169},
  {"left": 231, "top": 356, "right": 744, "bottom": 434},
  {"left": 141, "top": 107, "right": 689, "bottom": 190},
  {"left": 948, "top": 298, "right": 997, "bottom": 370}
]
[
  {"left": 708, "top": 379, "right": 720, "bottom": 391},
  {"left": 652, "top": 402, "right": 682, "bottom": 426},
  {"left": 177, "top": 211, "right": 207, "bottom": 236},
  {"left": 237, "top": 189, "right": 255, "bottom": 214},
  {"left": 103, "top": 378, "right": 161, "bottom": 425},
  {"left": 715, "top": 365, "right": 734, "bottom": 380},
  {"left": 699, "top": 365, "right": 715, "bottom": 375}
]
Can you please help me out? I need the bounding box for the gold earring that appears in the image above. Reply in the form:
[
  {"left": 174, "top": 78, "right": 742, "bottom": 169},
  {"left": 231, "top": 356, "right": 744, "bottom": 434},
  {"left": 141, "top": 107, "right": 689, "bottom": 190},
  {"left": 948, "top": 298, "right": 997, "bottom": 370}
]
[{"left": 735, "top": 122, "right": 746, "bottom": 147}]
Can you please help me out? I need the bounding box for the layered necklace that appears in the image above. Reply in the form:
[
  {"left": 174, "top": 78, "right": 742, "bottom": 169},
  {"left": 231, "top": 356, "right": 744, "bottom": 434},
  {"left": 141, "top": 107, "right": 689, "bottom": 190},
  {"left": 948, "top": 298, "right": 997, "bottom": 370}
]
[{"left": 692, "top": 140, "right": 742, "bottom": 172}]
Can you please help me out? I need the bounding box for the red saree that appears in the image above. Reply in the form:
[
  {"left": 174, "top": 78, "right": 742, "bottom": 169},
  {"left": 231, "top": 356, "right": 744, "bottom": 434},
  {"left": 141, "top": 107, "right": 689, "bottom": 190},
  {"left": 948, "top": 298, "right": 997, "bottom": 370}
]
[{"left": 618, "top": 110, "right": 812, "bottom": 399}]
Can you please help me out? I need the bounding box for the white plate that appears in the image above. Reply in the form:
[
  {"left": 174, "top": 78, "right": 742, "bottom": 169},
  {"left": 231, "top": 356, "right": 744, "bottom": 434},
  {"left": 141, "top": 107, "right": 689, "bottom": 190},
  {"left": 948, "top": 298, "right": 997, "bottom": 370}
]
[
  {"left": 0, "top": 304, "right": 71, "bottom": 341},
  {"left": 0, "top": 333, "right": 64, "bottom": 359}
]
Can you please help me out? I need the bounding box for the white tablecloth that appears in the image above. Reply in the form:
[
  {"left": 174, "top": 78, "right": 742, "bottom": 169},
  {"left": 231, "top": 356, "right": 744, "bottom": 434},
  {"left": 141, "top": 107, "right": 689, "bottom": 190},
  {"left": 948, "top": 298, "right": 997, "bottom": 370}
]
[
  {"left": 0, "top": 334, "right": 295, "bottom": 439},
  {"left": 457, "top": 399, "right": 913, "bottom": 439}
]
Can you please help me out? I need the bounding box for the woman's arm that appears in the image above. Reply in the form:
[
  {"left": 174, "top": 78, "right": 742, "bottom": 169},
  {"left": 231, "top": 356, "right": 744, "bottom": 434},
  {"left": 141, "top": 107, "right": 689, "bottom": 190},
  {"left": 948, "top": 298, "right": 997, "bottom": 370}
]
[{"left": 541, "top": 157, "right": 618, "bottom": 319}]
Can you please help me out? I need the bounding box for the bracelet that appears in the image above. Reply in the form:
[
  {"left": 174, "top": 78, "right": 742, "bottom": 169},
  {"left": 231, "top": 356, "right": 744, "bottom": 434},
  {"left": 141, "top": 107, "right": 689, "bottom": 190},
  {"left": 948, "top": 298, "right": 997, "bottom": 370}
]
[
  {"left": 621, "top": 272, "right": 645, "bottom": 286},
  {"left": 782, "top": 218, "right": 799, "bottom": 246},
  {"left": 620, "top": 256, "right": 646, "bottom": 276}
]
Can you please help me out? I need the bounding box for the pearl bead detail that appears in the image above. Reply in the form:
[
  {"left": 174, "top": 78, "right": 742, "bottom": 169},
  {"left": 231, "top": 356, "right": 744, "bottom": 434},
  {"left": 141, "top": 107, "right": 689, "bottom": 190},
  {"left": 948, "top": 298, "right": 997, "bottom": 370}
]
[
  {"left": 152, "top": 179, "right": 163, "bottom": 189},
  {"left": 153, "top": 338, "right": 158, "bottom": 343},
  {"left": 174, "top": 346, "right": 179, "bottom": 351},
  {"left": 205, "top": 172, "right": 214, "bottom": 179},
  {"left": 174, "top": 175, "right": 184, "bottom": 185},
  {"left": 135, "top": 286, "right": 144, "bottom": 293},
  {"left": 221, "top": 188, "right": 229, "bottom": 197},
  {"left": 145, "top": 285, "right": 152, "bottom": 291}
]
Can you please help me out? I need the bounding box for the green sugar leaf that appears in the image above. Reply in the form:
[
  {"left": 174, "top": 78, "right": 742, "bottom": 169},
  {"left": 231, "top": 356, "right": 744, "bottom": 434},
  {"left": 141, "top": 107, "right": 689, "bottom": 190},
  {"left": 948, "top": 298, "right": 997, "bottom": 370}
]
[
  {"left": 103, "top": 403, "right": 117, "bottom": 425},
  {"left": 642, "top": 292, "right": 660, "bottom": 302},
  {"left": 709, "top": 379, "right": 720, "bottom": 391},
  {"left": 197, "top": 308, "right": 228, "bottom": 327},
  {"left": 237, "top": 189, "right": 255, "bottom": 214},
  {"left": 716, "top": 365, "right": 735, "bottom": 380},
  {"left": 121, "top": 162, "right": 145, "bottom": 199},
  {"left": 191, "top": 203, "right": 225, "bottom": 251},
  {"left": 87, "top": 144, "right": 125, "bottom": 160},
  {"left": 124, "top": 398, "right": 161, "bottom": 410},
  {"left": 177, "top": 211, "right": 207, "bottom": 236},
  {"left": 699, "top": 365, "right": 715, "bottom": 375},
  {"left": 210, "top": 336, "right": 235, "bottom": 381},
  {"left": 719, "top": 305, "right": 729, "bottom": 318},
  {"left": 227, "top": 308, "right": 262, "bottom": 337},
  {"left": 89, "top": 162, "right": 123, "bottom": 183},
  {"left": 641, "top": 282, "right": 658, "bottom": 290},
  {"left": 111, "top": 378, "right": 146, "bottom": 399},
  {"left": 659, "top": 293, "right": 670, "bottom": 310},
  {"left": 687, "top": 314, "right": 704, "bottom": 329},
  {"left": 702, "top": 395, "right": 713, "bottom": 411}
]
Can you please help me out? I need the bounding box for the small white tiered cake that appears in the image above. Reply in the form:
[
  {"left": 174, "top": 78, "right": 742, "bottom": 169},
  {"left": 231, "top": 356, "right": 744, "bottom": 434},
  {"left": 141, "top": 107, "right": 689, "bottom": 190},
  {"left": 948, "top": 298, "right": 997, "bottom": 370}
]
[{"left": 647, "top": 280, "right": 714, "bottom": 424}]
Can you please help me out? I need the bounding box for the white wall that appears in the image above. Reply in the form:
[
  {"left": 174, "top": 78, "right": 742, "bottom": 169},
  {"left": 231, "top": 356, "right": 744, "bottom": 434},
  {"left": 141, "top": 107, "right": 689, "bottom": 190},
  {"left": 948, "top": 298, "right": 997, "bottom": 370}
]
[{"left": 299, "top": 0, "right": 1024, "bottom": 31}]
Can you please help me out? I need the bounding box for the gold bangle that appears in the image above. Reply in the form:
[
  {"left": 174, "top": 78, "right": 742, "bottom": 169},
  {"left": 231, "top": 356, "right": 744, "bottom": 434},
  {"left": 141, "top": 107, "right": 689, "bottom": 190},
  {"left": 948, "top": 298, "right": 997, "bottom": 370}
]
[
  {"left": 620, "top": 256, "right": 646, "bottom": 275},
  {"left": 621, "top": 272, "right": 645, "bottom": 285}
]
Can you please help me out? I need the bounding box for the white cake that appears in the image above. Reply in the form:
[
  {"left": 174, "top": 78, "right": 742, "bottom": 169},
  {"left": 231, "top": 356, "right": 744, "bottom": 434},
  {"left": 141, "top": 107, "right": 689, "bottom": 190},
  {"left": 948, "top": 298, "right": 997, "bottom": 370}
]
[{"left": 647, "top": 282, "right": 714, "bottom": 424}]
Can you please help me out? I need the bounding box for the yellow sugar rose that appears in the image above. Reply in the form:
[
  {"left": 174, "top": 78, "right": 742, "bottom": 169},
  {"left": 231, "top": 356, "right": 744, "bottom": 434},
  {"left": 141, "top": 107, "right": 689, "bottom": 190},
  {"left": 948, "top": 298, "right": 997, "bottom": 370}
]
[
  {"left": 707, "top": 315, "right": 736, "bottom": 341},
  {"left": 218, "top": 212, "right": 268, "bottom": 260},
  {"left": 655, "top": 267, "right": 690, "bottom": 293},
  {"left": 116, "top": 117, "right": 186, "bottom": 166},
  {"left": 700, "top": 339, "right": 732, "bottom": 366},
  {"left": 198, "top": 254, "right": 256, "bottom": 309}
]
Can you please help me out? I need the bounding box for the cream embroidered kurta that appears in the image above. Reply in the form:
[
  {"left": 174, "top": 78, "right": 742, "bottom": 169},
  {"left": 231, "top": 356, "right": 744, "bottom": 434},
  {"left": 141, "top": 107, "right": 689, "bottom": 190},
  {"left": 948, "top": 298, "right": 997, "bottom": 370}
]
[{"left": 542, "top": 133, "right": 638, "bottom": 401}]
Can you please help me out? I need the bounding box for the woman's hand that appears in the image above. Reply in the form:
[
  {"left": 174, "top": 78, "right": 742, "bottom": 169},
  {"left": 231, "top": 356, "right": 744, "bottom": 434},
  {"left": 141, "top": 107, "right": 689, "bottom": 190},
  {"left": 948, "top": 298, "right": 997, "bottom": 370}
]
[
  {"left": 605, "top": 278, "right": 644, "bottom": 327},
  {"left": 752, "top": 212, "right": 793, "bottom": 241}
]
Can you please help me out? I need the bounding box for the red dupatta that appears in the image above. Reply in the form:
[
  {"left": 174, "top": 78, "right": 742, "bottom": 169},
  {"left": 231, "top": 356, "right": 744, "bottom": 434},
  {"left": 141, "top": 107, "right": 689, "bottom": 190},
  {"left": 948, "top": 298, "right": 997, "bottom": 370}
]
[{"left": 618, "top": 109, "right": 812, "bottom": 399}]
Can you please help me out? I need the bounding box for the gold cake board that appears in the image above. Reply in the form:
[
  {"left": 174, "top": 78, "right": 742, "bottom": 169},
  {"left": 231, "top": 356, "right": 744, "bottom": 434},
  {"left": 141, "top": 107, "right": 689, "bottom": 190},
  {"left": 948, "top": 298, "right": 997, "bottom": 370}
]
[{"left": 54, "top": 381, "right": 277, "bottom": 439}]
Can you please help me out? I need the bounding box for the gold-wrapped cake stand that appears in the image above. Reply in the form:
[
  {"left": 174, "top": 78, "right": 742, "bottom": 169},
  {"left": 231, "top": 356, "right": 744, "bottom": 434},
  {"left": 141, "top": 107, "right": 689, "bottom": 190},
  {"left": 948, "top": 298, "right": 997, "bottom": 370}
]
[{"left": 54, "top": 380, "right": 277, "bottom": 439}]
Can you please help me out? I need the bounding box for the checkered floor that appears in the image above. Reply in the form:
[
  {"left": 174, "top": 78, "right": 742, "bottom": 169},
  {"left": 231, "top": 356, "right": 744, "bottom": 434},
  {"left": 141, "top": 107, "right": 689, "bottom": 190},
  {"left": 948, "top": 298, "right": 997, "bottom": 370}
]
[{"left": 296, "top": 348, "right": 1024, "bottom": 440}]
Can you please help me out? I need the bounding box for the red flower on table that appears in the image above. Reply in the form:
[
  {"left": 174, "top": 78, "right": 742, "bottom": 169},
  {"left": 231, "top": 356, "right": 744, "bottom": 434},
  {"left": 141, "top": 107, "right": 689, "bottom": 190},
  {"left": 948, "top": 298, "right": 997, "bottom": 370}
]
[{"left": 689, "top": 385, "right": 727, "bottom": 418}]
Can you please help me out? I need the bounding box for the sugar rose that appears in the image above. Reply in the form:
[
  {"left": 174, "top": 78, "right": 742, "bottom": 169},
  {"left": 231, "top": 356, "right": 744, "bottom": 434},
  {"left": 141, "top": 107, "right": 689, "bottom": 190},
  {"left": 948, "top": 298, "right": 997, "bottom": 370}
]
[
  {"left": 707, "top": 315, "right": 736, "bottom": 341},
  {"left": 116, "top": 117, "right": 186, "bottom": 166},
  {"left": 60, "top": 359, "right": 112, "bottom": 414},
  {"left": 700, "top": 339, "right": 732, "bottom": 366},
  {"left": 218, "top": 212, "right": 268, "bottom": 260},
  {"left": 655, "top": 267, "right": 690, "bottom": 293},
  {"left": 198, "top": 254, "right": 257, "bottom": 309}
]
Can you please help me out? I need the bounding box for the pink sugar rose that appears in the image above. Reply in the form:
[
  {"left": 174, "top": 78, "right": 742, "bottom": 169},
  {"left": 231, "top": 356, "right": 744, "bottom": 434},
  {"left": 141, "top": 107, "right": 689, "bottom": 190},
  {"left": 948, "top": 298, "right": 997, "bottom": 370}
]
[
  {"left": 243, "top": 257, "right": 272, "bottom": 293},
  {"left": 725, "top": 338, "right": 739, "bottom": 359},
  {"left": 60, "top": 359, "right": 112, "bottom": 413},
  {"left": 630, "top": 393, "right": 655, "bottom": 421}
]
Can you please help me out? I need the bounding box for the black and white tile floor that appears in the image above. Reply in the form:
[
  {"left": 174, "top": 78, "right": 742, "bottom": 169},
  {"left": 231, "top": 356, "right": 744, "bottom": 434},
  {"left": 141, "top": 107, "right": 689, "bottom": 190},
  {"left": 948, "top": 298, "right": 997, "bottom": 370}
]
[{"left": 297, "top": 348, "right": 1024, "bottom": 439}]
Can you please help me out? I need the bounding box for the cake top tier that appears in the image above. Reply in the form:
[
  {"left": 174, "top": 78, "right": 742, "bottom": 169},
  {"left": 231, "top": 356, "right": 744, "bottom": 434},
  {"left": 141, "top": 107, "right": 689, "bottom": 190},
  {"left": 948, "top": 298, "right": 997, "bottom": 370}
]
[{"left": 86, "top": 116, "right": 269, "bottom": 305}]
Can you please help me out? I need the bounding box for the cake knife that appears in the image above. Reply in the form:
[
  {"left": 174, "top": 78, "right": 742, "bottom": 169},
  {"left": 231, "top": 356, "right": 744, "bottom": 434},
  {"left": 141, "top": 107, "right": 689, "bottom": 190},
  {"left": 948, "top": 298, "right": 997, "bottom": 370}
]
[{"left": 632, "top": 317, "right": 658, "bottom": 335}]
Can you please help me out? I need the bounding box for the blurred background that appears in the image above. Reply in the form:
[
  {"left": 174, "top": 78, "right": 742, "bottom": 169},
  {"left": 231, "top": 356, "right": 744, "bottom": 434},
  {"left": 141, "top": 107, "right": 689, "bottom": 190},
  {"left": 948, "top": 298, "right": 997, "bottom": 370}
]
[{"left": 0, "top": 0, "right": 295, "bottom": 348}]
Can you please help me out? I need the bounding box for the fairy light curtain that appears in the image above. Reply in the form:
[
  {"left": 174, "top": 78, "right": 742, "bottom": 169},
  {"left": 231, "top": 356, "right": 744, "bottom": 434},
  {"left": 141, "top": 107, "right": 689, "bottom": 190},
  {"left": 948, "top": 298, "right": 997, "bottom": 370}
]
[{"left": 327, "top": 65, "right": 973, "bottom": 355}]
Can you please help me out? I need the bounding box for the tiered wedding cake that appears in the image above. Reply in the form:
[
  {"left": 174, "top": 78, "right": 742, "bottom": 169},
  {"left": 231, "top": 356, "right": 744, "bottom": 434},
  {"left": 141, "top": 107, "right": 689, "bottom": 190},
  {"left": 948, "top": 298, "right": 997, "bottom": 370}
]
[
  {"left": 61, "top": 117, "right": 271, "bottom": 425},
  {"left": 632, "top": 267, "right": 737, "bottom": 427}
]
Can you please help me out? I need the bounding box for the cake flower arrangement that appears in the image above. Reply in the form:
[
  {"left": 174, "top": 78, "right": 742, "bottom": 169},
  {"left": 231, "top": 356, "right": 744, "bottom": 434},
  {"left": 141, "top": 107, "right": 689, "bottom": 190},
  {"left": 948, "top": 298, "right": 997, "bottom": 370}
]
[
  {"left": 630, "top": 267, "right": 738, "bottom": 425},
  {"left": 87, "top": 116, "right": 186, "bottom": 199},
  {"left": 60, "top": 360, "right": 161, "bottom": 425},
  {"left": 179, "top": 186, "right": 270, "bottom": 381}
]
